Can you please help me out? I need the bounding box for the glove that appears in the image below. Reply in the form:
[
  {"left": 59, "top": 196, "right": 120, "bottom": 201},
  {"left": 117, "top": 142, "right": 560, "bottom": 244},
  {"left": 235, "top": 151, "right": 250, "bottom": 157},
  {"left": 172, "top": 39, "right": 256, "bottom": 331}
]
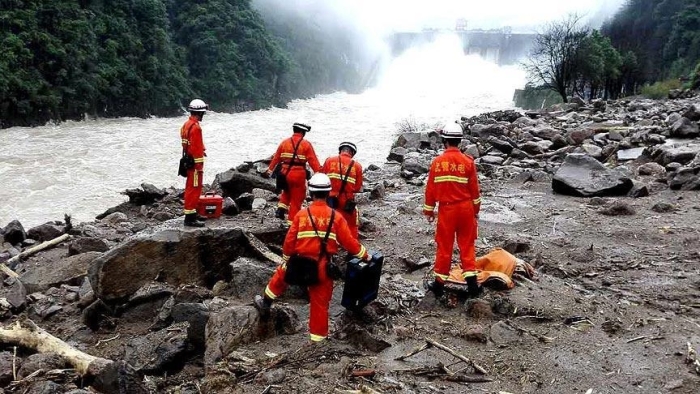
[
  {"left": 261, "top": 170, "right": 271, "bottom": 179},
  {"left": 424, "top": 211, "right": 435, "bottom": 223}
]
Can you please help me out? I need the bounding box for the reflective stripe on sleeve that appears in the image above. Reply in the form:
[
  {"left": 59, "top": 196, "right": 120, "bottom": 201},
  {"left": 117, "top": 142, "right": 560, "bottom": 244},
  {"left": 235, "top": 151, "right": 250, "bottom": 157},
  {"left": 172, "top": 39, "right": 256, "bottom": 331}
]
[
  {"left": 193, "top": 157, "right": 205, "bottom": 163},
  {"left": 354, "top": 245, "right": 367, "bottom": 259},
  {"left": 473, "top": 197, "right": 482, "bottom": 204},
  {"left": 265, "top": 286, "right": 279, "bottom": 299},
  {"left": 423, "top": 204, "right": 435, "bottom": 212}
]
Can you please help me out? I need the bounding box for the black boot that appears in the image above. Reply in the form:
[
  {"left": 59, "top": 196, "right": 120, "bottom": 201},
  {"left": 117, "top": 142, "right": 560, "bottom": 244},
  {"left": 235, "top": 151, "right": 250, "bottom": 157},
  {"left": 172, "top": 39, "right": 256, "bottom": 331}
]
[
  {"left": 466, "top": 275, "right": 482, "bottom": 298},
  {"left": 253, "top": 294, "right": 273, "bottom": 318},
  {"left": 274, "top": 207, "right": 287, "bottom": 219},
  {"left": 426, "top": 280, "right": 445, "bottom": 298},
  {"left": 196, "top": 214, "right": 208, "bottom": 222},
  {"left": 184, "top": 213, "right": 205, "bottom": 227}
]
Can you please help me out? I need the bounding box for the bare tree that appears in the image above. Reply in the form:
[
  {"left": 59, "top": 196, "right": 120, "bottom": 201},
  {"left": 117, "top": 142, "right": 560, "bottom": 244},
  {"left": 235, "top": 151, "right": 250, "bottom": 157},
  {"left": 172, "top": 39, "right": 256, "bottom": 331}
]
[{"left": 525, "top": 14, "right": 590, "bottom": 103}]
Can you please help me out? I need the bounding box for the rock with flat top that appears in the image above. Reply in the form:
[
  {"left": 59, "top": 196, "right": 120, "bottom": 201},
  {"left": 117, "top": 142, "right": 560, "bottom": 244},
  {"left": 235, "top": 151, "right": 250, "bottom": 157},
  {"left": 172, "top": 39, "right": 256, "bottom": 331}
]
[
  {"left": 552, "top": 154, "right": 633, "bottom": 197},
  {"left": 21, "top": 252, "right": 102, "bottom": 293}
]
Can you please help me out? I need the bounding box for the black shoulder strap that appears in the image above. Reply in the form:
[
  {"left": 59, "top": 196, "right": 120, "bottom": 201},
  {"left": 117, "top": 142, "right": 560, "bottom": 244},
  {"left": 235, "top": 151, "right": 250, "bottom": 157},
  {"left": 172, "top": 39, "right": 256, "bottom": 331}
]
[
  {"left": 307, "top": 207, "right": 335, "bottom": 260},
  {"left": 338, "top": 159, "right": 355, "bottom": 196},
  {"left": 284, "top": 136, "right": 304, "bottom": 175}
]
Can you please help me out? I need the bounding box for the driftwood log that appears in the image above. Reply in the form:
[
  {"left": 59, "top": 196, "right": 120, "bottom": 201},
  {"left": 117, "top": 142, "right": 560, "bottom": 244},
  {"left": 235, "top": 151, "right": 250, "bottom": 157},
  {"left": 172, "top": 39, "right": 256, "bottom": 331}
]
[
  {"left": 0, "top": 317, "right": 146, "bottom": 393},
  {"left": 2, "top": 234, "right": 72, "bottom": 278}
]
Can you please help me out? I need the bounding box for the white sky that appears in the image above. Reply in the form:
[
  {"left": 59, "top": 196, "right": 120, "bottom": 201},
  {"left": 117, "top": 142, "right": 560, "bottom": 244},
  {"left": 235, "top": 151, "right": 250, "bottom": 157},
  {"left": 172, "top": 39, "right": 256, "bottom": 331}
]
[{"left": 344, "top": 0, "right": 626, "bottom": 33}]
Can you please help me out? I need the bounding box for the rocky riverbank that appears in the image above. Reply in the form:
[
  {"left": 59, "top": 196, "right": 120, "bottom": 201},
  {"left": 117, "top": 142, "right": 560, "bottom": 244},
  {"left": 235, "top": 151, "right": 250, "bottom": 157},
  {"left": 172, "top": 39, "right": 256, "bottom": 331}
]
[{"left": 2, "top": 94, "right": 700, "bottom": 393}]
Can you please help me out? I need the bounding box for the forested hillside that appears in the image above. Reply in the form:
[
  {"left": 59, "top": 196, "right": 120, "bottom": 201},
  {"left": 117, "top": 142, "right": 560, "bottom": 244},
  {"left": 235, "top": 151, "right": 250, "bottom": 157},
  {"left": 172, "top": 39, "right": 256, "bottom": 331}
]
[
  {"left": 0, "top": 0, "right": 370, "bottom": 128},
  {"left": 603, "top": 0, "right": 700, "bottom": 83}
]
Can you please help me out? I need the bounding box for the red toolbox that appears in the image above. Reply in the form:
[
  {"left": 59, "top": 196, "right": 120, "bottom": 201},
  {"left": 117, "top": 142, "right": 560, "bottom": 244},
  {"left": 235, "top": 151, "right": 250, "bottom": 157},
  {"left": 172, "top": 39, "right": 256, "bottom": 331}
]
[{"left": 197, "top": 192, "right": 223, "bottom": 218}]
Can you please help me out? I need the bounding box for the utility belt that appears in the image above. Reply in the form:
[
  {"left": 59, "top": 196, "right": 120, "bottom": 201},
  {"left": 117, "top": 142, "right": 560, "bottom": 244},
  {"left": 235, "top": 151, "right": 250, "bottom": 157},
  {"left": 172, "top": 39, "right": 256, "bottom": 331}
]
[
  {"left": 284, "top": 209, "right": 341, "bottom": 285},
  {"left": 327, "top": 195, "right": 357, "bottom": 213}
]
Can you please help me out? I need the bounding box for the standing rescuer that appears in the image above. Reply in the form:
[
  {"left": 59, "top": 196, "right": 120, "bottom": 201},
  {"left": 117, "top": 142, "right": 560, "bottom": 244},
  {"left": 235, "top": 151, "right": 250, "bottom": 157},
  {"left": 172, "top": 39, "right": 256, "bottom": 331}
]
[
  {"left": 254, "top": 173, "right": 372, "bottom": 343},
  {"left": 180, "top": 99, "right": 209, "bottom": 227},
  {"left": 322, "top": 142, "right": 363, "bottom": 239},
  {"left": 423, "top": 123, "right": 482, "bottom": 299},
  {"left": 265, "top": 122, "right": 321, "bottom": 226}
]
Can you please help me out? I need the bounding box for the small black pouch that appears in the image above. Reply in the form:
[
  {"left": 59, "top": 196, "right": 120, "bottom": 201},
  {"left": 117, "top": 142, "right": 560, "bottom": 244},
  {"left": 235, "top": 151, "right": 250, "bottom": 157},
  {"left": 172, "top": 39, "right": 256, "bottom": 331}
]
[
  {"left": 274, "top": 169, "right": 288, "bottom": 192},
  {"left": 178, "top": 154, "right": 194, "bottom": 177},
  {"left": 284, "top": 255, "right": 319, "bottom": 286},
  {"left": 342, "top": 199, "right": 357, "bottom": 213},
  {"left": 326, "top": 257, "right": 343, "bottom": 280}
]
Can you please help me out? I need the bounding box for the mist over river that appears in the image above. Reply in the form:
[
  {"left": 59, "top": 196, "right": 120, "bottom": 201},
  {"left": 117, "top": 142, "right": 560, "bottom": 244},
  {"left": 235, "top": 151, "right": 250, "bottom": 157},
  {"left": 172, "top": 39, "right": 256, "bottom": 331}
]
[{"left": 0, "top": 35, "right": 526, "bottom": 227}]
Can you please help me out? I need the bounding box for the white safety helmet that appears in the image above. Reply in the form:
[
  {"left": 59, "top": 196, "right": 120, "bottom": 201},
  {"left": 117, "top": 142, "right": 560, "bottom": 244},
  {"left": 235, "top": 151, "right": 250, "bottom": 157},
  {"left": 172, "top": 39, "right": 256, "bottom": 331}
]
[
  {"left": 338, "top": 141, "right": 357, "bottom": 155},
  {"left": 441, "top": 122, "right": 464, "bottom": 139},
  {"left": 308, "top": 173, "right": 332, "bottom": 192},
  {"left": 292, "top": 122, "right": 311, "bottom": 133},
  {"left": 187, "top": 99, "right": 209, "bottom": 113}
]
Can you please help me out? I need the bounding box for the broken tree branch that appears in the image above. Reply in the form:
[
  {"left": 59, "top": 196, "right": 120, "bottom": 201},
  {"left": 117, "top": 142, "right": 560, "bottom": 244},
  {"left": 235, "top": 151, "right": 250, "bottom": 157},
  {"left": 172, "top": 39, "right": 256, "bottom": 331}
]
[
  {"left": 5, "top": 234, "right": 71, "bottom": 268},
  {"left": 395, "top": 342, "right": 430, "bottom": 361},
  {"left": 426, "top": 338, "right": 488, "bottom": 375},
  {"left": 0, "top": 317, "right": 145, "bottom": 393}
]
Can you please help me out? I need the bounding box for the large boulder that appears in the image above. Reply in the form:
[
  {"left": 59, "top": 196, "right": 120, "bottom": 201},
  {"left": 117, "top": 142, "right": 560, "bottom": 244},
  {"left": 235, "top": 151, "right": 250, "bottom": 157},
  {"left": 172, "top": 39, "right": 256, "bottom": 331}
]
[
  {"left": 401, "top": 156, "right": 431, "bottom": 175},
  {"left": 124, "top": 329, "right": 188, "bottom": 374},
  {"left": 204, "top": 305, "right": 301, "bottom": 367},
  {"left": 214, "top": 169, "right": 275, "bottom": 198},
  {"left": 683, "top": 105, "right": 700, "bottom": 121},
  {"left": 392, "top": 131, "right": 440, "bottom": 151},
  {"left": 670, "top": 117, "right": 699, "bottom": 138},
  {"left": 552, "top": 154, "right": 633, "bottom": 197},
  {"left": 3, "top": 220, "right": 26, "bottom": 245},
  {"left": 27, "top": 222, "right": 64, "bottom": 242},
  {"left": 21, "top": 252, "right": 102, "bottom": 293},
  {"left": 229, "top": 257, "right": 274, "bottom": 299},
  {"left": 566, "top": 127, "right": 595, "bottom": 145},
  {"left": 123, "top": 183, "right": 168, "bottom": 205},
  {"left": 650, "top": 141, "right": 700, "bottom": 165},
  {"left": 387, "top": 147, "right": 407, "bottom": 162},
  {"left": 89, "top": 227, "right": 276, "bottom": 302},
  {"left": 68, "top": 237, "right": 110, "bottom": 256}
]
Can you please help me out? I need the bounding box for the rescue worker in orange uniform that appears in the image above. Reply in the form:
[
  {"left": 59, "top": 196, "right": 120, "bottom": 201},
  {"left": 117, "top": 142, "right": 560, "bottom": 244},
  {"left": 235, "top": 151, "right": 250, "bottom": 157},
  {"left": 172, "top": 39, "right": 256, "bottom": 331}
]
[
  {"left": 254, "top": 174, "right": 372, "bottom": 343},
  {"left": 180, "top": 99, "right": 209, "bottom": 227},
  {"left": 265, "top": 123, "right": 321, "bottom": 226},
  {"left": 321, "top": 142, "right": 363, "bottom": 239},
  {"left": 423, "top": 123, "right": 482, "bottom": 299}
]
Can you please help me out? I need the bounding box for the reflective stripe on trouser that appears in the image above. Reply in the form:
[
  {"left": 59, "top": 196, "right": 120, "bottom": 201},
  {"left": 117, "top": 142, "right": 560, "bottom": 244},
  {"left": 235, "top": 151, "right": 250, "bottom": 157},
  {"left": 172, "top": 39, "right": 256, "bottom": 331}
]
[
  {"left": 263, "top": 258, "right": 334, "bottom": 341},
  {"left": 184, "top": 169, "right": 203, "bottom": 214},
  {"left": 278, "top": 168, "right": 307, "bottom": 222},
  {"left": 433, "top": 200, "right": 476, "bottom": 281}
]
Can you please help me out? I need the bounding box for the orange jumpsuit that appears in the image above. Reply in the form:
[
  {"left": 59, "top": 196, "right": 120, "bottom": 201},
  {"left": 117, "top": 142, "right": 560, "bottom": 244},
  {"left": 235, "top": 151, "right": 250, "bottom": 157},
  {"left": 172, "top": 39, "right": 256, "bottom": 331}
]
[
  {"left": 321, "top": 152, "right": 363, "bottom": 239},
  {"left": 181, "top": 116, "right": 205, "bottom": 215},
  {"left": 267, "top": 134, "right": 321, "bottom": 224},
  {"left": 423, "top": 147, "right": 481, "bottom": 283},
  {"left": 264, "top": 200, "right": 369, "bottom": 342}
]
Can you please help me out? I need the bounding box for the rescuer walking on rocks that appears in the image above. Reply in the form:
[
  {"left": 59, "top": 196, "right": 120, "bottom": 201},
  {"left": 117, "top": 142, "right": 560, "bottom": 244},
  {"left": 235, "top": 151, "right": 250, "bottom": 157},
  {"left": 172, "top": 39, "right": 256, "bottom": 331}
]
[
  {"left": 321, "top": 142, "right": 363, "bottom": 239},
  {"left": 265, "top": 122, "right": 321, "bottom": 226},
  {"left": 180, "top": 99, "right": 208, "bottom": 227},
  {"left": 254, "top": 174, "right": 372, "bottom": 343},
  {"left": 423, "top": 123, "right": 482, "bottom": 299}
]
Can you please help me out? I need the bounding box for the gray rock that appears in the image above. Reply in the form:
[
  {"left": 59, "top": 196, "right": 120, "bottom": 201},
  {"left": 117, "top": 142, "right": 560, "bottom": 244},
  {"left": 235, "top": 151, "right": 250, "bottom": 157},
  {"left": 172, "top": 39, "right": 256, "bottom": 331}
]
[
  {"left": 666, "top": 112, "right": 682, "bottom": 125},
  {"left": 651, "top": 202, "right": 676, "bottom": 213},
  {"left": 519, "top": 141, "right": 544, "bottom": 155},
  {"left": 6, "top": 277, "right": 26, "bottom": 310},
  {"left": 102, "top": 212, "right": 128, "bottom": 225},
  {"left": 392, "top": 131, "right": 440, "bottom": 151},
  {"left": 25, "top": 381, "right": 63, "bottom": 394},
  {"left": 470, "top": 123, "right": 507, "bottom": 139},
  {"left": 653, "top": 142, "right": 700, "bottom": 165},
  {"left": 530, "top": 127, "right": 560, "bottom": 141},
  {"left": 627, "top": 181, "right": 650, "bottom": 198},
  {"left": 387, "top": 147, "right": 407, "bottom": 163},
  {"left": 3, "top": 220, "right": 26, "bottom": 245},
  {"left": 236, "top": 162, "right": 251, "bottom": 172},
  {"left": 366, "top": 164, "right": 381, "bottom": 171},
  {"left": 222, "top": 197, "right": 240, "bottom": 215},
  {"left": 89, "top": 227, "right": 250, "bottom": 302},
  {"left": 18, "top": 353, "right": 66, "bottom": 378},
  {"left": 229, "top": 257, "right": 274, "bottom": 299},
  {"left": 21, "top": 252, "right": 102, "bottom": 293},
  {"left": 172, "top": 303, "right": 210, "bottom": 348},
  {"left": 235, "top": 193, "right": 254, "bottom": 211},
  {"left": 683, "top": 105, "right": 700, "bottom": 121},
  {"left": 27, "top": 223, "right": 64, "bottom": 242},
  {"left": 152, "top": 212, "right": 175, "bottom": 222},
  {"left": 123, "top": 183, "right": 167, "bottom": 205},
  {"left": 637, "top": 162, "right": 666, "bottom": 176},
  {"left": 124, "top": 329, "right": 188, "bottom": 374},
  {"left": 488, "top": 137, "right": 514, "bottom": 154},
  {"left": 370, "top": 183, "right": 386, "bottom": 200},
  {"left": 616, "top": 147, "right": 644, "bottom": 161},
  {"left": 204, "top": 305, "right": 301, "bottom": 366},
  {"left": 68, "top": 237, "right": 109, "bottom": 256},
  {"left": 214, "top": 169, "right": 276, "bottom": 198},
  {"left": 552, "top": 154, "right": 633, "bottom": 197},
  {"left": 464, "top": 144, "right": 480, "bottom": 158},
  {"left": 251, "top": 198, "right": 267, "bottom": 210},
  {"left": 670, "top": 117, "right": 699, "bottom": 138},
  {"left": 599, "top": 201, "right": 636, "bottom": 216},
  {"left": 479, "top": 156, "right": 505, "bottom": 166},
  {"left": 680, "top": 175, "right": 700, "bottom": 191},
  {"left": 580, "top": 144, "right": 603, "bottom": 160},
  {"left": 253, "top": 188, "right": 276, "bottom": 200},
  {"left": 669, "top": 168, "right": 697, "bottom": 190},
  {"left": 566, "top": 128, "right": 594, "bottom": 145},
  {"left": 402, "top": 157, "right": 430, "bottom": 174},
  {"left": 0, "top": 351, "right": 19, "bottom": 385}
]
